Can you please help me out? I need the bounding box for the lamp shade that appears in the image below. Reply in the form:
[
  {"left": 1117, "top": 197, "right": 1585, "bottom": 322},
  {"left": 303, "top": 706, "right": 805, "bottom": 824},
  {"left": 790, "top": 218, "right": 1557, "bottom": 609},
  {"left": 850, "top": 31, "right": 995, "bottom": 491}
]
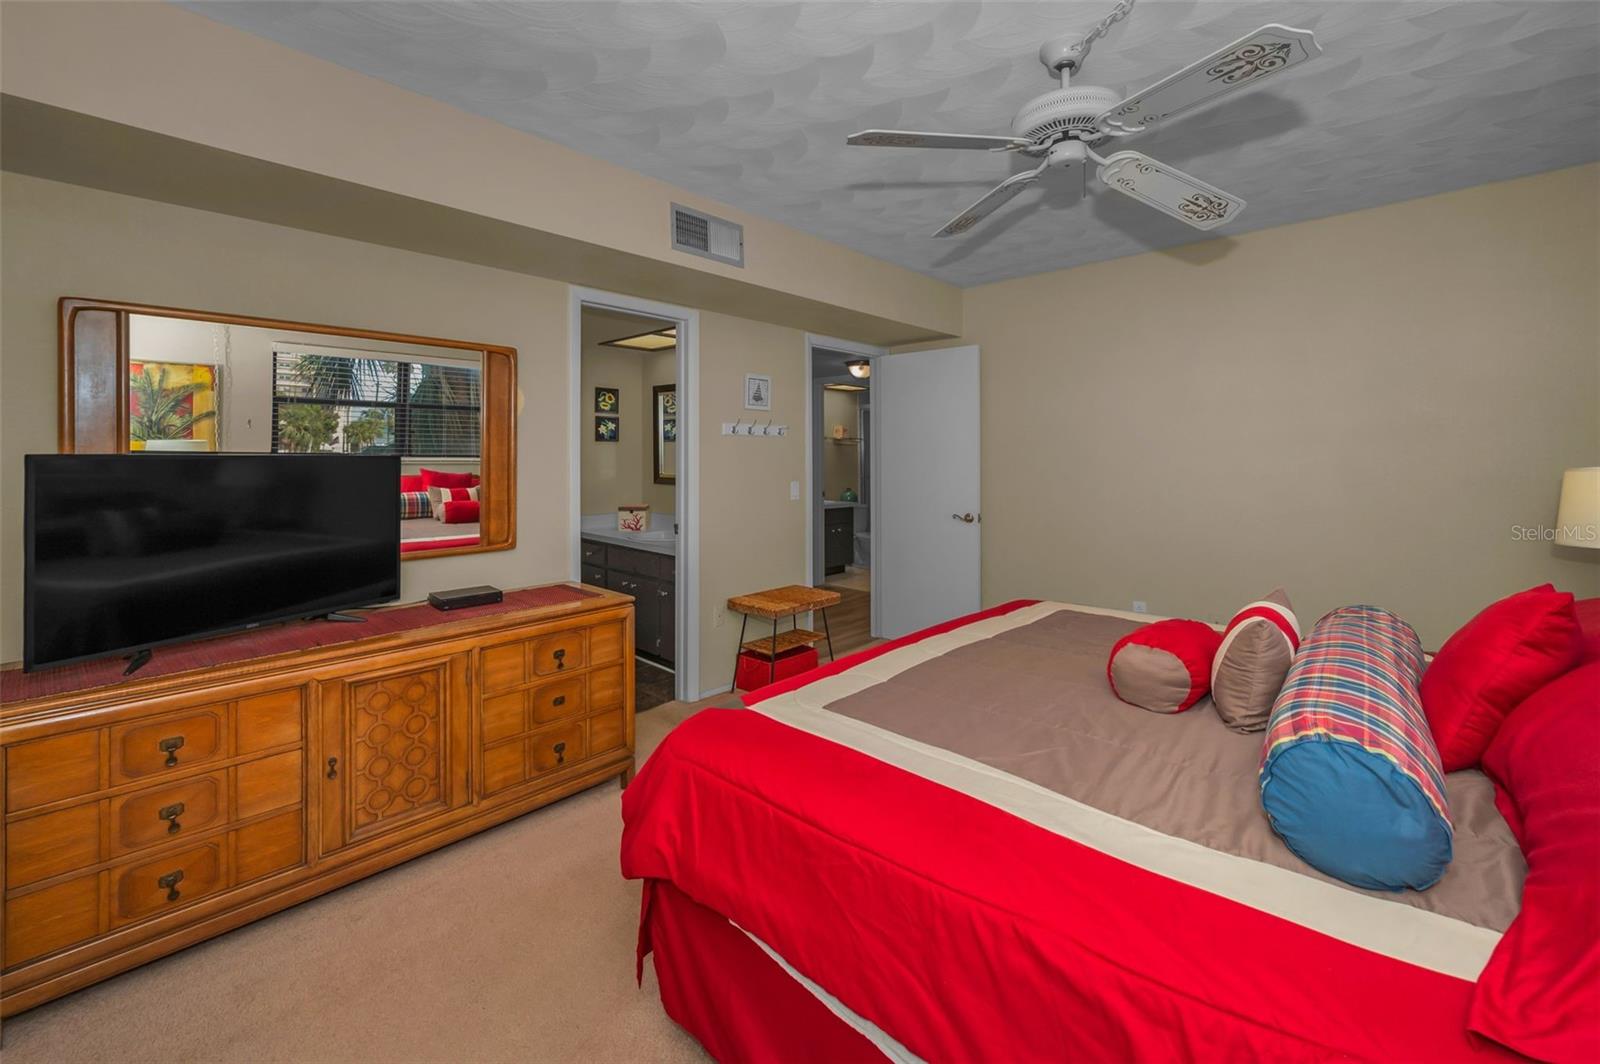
[{"left": 1555, "top": 467, "right": 1600, "bottom": 548}]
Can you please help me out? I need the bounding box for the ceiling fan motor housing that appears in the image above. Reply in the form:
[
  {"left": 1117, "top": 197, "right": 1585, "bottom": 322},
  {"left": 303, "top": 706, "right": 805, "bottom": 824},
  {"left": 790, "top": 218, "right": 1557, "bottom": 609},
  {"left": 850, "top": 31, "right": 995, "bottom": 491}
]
[{"left": 1012, "top": 85, "right": 1122, "bottom": 143}]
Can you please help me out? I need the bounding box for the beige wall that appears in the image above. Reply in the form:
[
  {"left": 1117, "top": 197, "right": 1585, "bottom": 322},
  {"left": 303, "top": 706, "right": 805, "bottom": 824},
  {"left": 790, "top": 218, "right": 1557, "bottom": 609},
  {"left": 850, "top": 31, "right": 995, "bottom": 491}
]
[
  {"left": 953, "top": 165, "right": 1600, "bottom": 647},
  {"left": 696, "top": 314, "right": 809, "bottom": 688},
  {"left": 643, "top": 350, "right": 678, "bottom": 515},
  {"left": 579, "top": 344, "right": 653, "bottom": 516},
  {"left": 578, "top": 322, "right": 677, "bottom": 517}
]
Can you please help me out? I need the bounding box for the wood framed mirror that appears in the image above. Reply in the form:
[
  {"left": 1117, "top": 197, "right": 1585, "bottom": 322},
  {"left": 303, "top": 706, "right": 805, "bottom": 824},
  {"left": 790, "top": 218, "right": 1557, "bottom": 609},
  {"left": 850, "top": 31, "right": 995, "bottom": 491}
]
[
  {"left": 653, "top": 383, "right": 677, "bottom": 485},
  {"left": 58, "top": 297, "right": 517, "bottom": 560}
]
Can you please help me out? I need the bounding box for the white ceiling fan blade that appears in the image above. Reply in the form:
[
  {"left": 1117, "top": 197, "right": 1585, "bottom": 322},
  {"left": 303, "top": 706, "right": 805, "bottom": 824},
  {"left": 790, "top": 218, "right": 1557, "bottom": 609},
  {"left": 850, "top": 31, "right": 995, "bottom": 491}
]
[
  {"left": 1096, "top": 151, "right": 1245, "bottom": 231},
  {"left": 848, "top": 129, "right": 1033, "bottom": 152},
  {"left": 932, "top": 163, "right": 1048, "bottom": 238},
  {"left": 1096, "top": 25, "right": 1321, "bottom": 135}
]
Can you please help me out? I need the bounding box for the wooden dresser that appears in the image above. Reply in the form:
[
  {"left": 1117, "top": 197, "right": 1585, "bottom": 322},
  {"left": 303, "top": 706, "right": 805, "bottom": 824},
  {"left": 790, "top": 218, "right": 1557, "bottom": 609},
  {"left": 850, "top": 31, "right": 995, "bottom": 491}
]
[{"left": 0, "top": 584, "right": 633, "bottom": 1016}]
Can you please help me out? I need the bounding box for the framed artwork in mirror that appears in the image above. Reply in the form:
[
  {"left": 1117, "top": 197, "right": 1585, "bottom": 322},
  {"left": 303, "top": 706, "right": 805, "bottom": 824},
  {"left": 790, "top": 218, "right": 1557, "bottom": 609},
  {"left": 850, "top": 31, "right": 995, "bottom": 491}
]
[{"left": 653, "top": 383, "right": 677, "bottom": 484}]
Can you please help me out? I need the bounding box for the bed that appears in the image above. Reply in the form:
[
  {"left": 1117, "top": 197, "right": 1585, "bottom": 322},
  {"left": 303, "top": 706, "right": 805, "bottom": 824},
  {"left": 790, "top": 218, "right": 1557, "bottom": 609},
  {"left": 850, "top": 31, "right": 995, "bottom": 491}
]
[
  {"left": 620, "top": 600, "right": 1531, "bottom": 1062},
  {"left": 399, "top": 516, "right": 480, "bottom": 553}
]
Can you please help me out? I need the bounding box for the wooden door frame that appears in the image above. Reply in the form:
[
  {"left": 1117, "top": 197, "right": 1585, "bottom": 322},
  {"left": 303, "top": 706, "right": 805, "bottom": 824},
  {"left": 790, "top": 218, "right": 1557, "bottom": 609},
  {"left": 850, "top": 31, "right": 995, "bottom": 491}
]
[{"left": 57, "top": 297, "right": 517, "bottom": 560}]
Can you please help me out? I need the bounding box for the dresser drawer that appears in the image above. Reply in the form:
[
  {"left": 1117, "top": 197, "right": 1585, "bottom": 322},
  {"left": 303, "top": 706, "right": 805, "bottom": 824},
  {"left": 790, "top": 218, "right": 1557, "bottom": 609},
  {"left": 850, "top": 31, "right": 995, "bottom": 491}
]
[
  {"left": 530, "top": 631, "right": 586, "bottom": 677},
  {"left": 5, "top": 804, "right": 100, "bottom": 889},
  {"left": 590, "top": 706, "right": 627, "bottom": 756},
  {"left": 110, "top": 771, "right": 227, "bottom": 857},
  {"left": 6, "top": 751, "right": 303, "bottom": 891},
  {"left": 589, "top": 620, "right": 626, "bottom": 666},
  {"left": 6, "top": 731, "right": 101, "bottom": 812},
  {"left": 588, "top": 665, "right": 626, "bottom": 713},
  {"left": 111, "top": 707, "right": 225, "bottom": 784},
  {"left": 112, "top": 839, "right": 226, "bottom": 925},
  {"left": 528, "top": 720, "right": 586, "bottom": 777},
  {"left": 4, "top": 876, "right": 98, "bottom": 970},
  {"left": 530, "top": 676, "right": 585, "bottom": 725}
]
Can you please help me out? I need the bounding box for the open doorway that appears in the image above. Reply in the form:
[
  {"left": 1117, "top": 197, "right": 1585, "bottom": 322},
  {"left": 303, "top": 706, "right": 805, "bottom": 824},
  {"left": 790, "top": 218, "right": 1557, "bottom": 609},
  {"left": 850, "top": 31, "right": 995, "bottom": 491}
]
[
  {"left": 808, "top": 343, "right": 878, "bottom": 656},
  {"left": 571, "top": 292, "right": 698, "bottom": 710}
]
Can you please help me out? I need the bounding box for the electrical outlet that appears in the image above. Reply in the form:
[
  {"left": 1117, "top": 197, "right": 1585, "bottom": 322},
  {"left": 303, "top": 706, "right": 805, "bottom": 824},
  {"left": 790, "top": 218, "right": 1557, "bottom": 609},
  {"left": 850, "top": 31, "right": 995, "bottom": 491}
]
[{"left": 1132, "top": 601, "right": 1148, "bottom": 614}]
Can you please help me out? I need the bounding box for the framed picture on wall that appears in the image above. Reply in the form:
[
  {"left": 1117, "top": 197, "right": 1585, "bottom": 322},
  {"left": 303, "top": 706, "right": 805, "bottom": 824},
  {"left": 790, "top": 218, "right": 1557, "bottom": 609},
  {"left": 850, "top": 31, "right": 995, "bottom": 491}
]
[
  {"left": 594, "top": 415, "right": 619, "bottom": 442},
  {"left": 594, "top": 387, "right": 619, "bottom": 414},
  {"left": 744, "top": 374, "right": 772, "bottom": 411}
]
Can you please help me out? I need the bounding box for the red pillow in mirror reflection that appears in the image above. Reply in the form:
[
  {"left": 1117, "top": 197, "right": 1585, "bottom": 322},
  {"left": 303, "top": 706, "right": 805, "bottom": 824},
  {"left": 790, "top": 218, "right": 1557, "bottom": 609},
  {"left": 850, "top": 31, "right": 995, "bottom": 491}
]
[
  {"left": 420, "top": 468, "right": 477, "bottom": 488},
  {"left": 438, "top": 500, "right": 479, "bottom": 525}
]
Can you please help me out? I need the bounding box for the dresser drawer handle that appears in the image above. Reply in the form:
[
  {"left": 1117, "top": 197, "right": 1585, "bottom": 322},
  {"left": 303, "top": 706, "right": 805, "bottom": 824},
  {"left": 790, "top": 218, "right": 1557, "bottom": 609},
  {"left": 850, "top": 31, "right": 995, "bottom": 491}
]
[
  {"left": 553, "top": 648, "right": 566, "bottom": 670},
  {"left": 158, "top": 869, "right": 184, "bottom": 902},
  {"left": 552, "top": 695, "right": 566, "bottom": 707},
  {"left": 327, "top": 757, "right": 339, "bottom": 779},
  {"left": 553, "top": 741, "right": 567, "bottom": 765},
  {"left": 159, "top": 802, "right": 186, "bottom": 834},
  {"left": 158, "top": 736, "right": 185, "bottom": 767}
]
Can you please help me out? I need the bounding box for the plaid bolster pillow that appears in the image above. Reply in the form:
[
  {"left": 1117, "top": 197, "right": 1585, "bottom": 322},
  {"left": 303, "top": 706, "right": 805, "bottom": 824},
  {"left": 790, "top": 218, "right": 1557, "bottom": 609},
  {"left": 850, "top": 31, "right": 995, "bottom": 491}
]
[
  {"left": 399, "top": 490, "right": 432, "bottom": 520},
  {"left": 1259, "top": 605, "right": 1452, "bottom": 892}
]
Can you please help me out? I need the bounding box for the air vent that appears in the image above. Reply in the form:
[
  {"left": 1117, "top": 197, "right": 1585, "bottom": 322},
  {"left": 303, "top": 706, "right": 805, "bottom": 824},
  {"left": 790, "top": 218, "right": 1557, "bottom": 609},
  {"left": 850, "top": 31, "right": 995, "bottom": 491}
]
[{"left": 671, "top": 203, "right": 744, "bottom": 267}]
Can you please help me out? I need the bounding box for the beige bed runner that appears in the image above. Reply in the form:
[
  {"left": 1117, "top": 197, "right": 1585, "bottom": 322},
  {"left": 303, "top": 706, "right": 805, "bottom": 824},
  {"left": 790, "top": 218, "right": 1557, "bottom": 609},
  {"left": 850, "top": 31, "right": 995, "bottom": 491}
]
[{"left": 748, "top": 602, "right": 1525, "bottom": 981}]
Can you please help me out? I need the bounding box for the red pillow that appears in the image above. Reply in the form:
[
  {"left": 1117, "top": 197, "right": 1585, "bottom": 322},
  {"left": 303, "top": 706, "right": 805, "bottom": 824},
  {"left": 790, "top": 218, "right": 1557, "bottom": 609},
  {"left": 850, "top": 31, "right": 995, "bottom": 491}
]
[
  {"left": 420, "top": 468, "right": 477, "bottom": 489},
  {"left": 399, "top": 474, "right": 425, "bottom": 493},
  {"left": 439, "top": 499, "right": 479, "bottom": 525},
  {"left": 1420, "top": 585, "right": 1582, "bottom": 771},
  {"left": 1107, "top": 619, "right": 1223, "bottom": 714},
  {"left": 1471, "top": 663, "right": 1600, "bottom": 1062},
  {"left": 1576, "top": 598, "right": 1600, "bottom": 664}
]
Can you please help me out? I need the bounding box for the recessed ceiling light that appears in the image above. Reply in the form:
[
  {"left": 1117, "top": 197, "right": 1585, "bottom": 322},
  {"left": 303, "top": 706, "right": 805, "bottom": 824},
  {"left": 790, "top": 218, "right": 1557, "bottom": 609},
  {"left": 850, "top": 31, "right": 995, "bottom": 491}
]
[
  {"left": 845, "top": 359, "right": 871, "bottom": 378},
  {"left": 602, "top": 327, "right": 677, "bottom": 351}
]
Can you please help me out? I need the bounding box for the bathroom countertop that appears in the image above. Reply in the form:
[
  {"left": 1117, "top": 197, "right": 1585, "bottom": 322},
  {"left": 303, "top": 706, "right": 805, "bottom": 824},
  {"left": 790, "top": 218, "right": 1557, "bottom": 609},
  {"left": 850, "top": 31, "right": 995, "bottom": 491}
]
[
  {"left": 822, "top": 501, "right": 862, "bottom": 510},
  {"left": 580, "top": 516, "right": 676, "bottom": 556}
]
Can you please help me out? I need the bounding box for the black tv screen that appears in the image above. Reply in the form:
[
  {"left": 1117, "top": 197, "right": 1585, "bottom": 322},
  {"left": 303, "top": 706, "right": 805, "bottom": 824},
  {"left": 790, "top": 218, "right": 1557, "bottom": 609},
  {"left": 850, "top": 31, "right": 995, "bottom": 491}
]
[{"left": 25, "top": 453, "right": 401, "bottom": 671}]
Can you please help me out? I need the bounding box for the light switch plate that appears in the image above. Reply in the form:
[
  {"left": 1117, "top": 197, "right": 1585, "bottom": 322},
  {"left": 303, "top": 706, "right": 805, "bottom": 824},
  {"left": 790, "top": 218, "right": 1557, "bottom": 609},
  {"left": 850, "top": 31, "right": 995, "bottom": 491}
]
[{"left": 789, "top": 480, "right": 800, "bottom": 500}]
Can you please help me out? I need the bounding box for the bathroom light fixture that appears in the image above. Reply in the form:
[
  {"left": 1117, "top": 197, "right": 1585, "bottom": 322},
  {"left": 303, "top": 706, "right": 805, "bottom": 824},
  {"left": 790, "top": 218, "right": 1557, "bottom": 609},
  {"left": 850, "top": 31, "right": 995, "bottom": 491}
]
[
  {"left": 846, "top": 359, "right": 871, "bottom": 379},
  {"left": 823, "top": 383, "right": 867, "bottom": 393},
  {"left": 601, "top": 327, "right": 677, "bottom": 351}
]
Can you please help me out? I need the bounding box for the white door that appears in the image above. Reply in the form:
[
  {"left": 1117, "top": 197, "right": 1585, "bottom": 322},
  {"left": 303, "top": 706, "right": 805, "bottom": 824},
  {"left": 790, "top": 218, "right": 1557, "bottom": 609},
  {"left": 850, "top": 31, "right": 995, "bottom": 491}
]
[{"left": 875, "top": 345, "right": 981, "bottom": 638}]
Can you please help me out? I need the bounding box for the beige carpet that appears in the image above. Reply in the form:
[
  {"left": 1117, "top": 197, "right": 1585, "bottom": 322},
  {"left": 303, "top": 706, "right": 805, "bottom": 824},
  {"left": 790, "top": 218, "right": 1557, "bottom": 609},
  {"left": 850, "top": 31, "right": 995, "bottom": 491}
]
[{"left": 1, "top": 700, "right": 725, "bottom": 1064}]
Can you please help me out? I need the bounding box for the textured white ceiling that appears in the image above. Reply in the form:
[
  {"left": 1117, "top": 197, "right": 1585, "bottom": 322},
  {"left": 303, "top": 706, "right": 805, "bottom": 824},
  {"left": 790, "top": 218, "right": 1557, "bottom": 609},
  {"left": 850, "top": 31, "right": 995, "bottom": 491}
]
[{"left": 183, "top": 2, "right": 1600, "bottom": 287}]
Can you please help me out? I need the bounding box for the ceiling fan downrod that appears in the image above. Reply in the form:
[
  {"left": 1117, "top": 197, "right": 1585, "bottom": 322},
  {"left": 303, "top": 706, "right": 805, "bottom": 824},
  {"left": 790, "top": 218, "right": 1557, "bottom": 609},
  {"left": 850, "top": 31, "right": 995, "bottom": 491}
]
[{"left": 1040, "top": 0, "right": 1137, "bottom": 78}]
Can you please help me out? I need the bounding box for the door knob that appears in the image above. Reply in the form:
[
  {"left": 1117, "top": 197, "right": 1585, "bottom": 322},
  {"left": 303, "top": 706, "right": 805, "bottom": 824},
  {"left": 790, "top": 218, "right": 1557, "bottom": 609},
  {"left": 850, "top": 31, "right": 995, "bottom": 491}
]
[{"left": 951, "top": 512, "right": 976, "bottom": 523}]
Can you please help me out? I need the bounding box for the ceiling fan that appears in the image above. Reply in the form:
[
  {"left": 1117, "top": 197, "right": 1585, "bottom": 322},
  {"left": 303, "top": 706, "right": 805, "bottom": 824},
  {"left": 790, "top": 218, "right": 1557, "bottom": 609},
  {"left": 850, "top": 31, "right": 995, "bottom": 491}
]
[{"left": 846, "top": 0, "right": 1322, "bottom": 237}]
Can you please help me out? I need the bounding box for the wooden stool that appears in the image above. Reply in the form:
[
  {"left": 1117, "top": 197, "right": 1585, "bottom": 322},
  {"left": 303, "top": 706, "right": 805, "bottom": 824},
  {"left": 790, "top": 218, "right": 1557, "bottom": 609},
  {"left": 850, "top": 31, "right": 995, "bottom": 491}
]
[{"left": 726, "top": 585, "right": 843, "bottom": 689}]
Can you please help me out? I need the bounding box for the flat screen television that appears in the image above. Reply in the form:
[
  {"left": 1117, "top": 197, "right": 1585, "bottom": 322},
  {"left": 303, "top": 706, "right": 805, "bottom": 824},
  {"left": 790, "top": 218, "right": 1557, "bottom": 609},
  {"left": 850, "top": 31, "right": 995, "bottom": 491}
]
[{"left": 25, "top": 453, "right": 401, "bottom": 672}]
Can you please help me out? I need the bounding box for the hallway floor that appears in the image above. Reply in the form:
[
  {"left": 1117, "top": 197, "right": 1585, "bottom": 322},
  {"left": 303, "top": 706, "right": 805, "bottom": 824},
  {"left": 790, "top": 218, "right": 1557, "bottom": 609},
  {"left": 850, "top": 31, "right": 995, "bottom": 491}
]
[{"left": 818, "top": 581, "right": 871, "bottom": 658}]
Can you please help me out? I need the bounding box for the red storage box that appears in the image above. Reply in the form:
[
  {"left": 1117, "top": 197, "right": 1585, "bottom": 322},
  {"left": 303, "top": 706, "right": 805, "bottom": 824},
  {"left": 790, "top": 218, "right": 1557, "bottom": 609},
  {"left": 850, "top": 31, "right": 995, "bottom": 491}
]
[{"left": 736, "top": 645, "right": 819, "bottom": 693}]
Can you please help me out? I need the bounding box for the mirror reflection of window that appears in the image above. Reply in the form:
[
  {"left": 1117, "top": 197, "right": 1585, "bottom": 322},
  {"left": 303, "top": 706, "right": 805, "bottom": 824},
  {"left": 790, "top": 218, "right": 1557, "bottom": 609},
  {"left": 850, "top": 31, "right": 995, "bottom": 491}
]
[
  {"left": 125, "top": 313, "right": 489, "bottom": 555},
  {"left": 654, "top": 384, "right": 677, "bottom": 484}
]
